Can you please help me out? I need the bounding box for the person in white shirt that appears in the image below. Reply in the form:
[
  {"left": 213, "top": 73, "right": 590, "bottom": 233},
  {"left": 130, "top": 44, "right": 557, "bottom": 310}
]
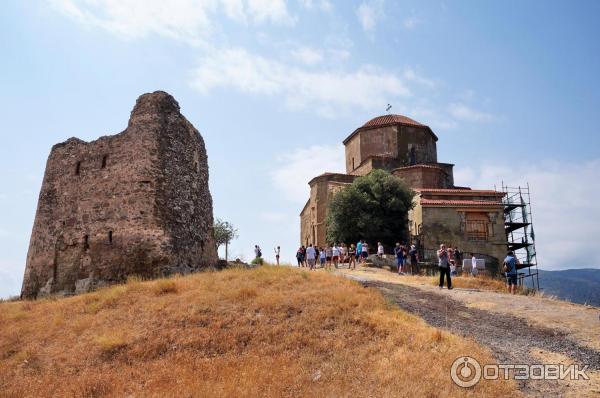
[
  {"left": 471, "top": 255, "right": 478, "bottom": 277},
  {"left": 274, "top": 246, "right": 281, "bottom": 266},
  {"left": 361, "top": 242, "right": 369, "bottom": 263},
  {"left": 377, "top": 242, "right": 384, "bottom": 258},
  {"left": 332, "top": 244, "right": 340, "bottom": 269},
  {"left": 306, "top": 244, "right": 317, "bottom": 271}
]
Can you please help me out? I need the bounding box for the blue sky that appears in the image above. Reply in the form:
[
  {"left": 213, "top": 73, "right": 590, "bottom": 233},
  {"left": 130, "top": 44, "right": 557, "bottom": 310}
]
[{"left": 1, "top": 0, "right": 599, "bottom": 297}]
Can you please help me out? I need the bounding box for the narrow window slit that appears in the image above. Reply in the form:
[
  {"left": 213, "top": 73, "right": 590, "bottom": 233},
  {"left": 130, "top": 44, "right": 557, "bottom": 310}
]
[
  {"left": 108, "top": 231, "right": 113, "bottom": 244},
  {"left": 75, "top": 161, "right": 81, "bottom": 175}
]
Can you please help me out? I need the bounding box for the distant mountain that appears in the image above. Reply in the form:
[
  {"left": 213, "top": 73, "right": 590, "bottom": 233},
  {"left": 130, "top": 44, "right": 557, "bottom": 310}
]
[{"left": 530, "top": 269, "right": 600, "bottom": 307}]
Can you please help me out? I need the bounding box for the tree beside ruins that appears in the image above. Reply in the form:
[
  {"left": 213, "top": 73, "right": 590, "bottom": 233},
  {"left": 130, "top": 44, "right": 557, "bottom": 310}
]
[
  {"left": 326, "top": 169, "right": 415, "bottom": 249},
  {"left": 214, "top": 218, "right": 238, "bottom": 261}
]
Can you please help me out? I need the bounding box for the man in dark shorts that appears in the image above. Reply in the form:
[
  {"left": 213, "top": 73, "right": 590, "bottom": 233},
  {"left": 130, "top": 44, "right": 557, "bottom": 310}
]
[
  {"left": 438, "top": 244, "right": 452, "bottom": 289},
  {"left": 503, "top": 251, "right": 520, "bottom": 294}
]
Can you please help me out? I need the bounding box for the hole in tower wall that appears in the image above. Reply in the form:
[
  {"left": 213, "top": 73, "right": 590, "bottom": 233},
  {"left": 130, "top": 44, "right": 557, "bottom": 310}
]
[
  {"left": 75, "top": 161, "right": 81, "bottom": 175},
  {"left": 83, "top": 235, "right": 89, "bottom": 251},
  {"left": 101, "top": 155, "right": 108, "bottom": 168},
  {"left": 108, "top": 231, "right": 113, "bottom": 244}
]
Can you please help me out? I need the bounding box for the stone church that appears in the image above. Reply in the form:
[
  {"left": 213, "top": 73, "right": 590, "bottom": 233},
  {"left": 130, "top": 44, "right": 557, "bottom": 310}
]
[
  {"left": 21, "top": 91, "right": 217, "bottom": 298},
  {"left": 300, "top": 114, "right": 507, "bottom": 271}
]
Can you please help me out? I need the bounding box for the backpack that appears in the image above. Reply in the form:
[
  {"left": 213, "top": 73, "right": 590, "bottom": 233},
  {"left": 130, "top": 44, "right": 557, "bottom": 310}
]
[{"left": 502, "top": 261, "right": 509, "bottom": 273}]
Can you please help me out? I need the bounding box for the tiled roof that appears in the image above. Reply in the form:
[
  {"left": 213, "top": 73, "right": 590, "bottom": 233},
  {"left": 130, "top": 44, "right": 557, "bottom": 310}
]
[
  {"left": 343, "top": 114, "right": 437, "bottom": 144},
  {"left": 417, "top": 188, "right": 504, "bottom": 196},
  {"left": 420, "top": 199, "right": 503, "bottom": 207},
  {"left": 361, "top": 114, "right": 424, "bottom": 128},
  {"left": 393, "top": 164, "right": 444, "bottom": 171}
]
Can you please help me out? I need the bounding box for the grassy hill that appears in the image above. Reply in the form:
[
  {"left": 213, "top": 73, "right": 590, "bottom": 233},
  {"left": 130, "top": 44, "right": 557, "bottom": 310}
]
[{"left": 0, "top": 266, "right": 516, "bottom": 397}]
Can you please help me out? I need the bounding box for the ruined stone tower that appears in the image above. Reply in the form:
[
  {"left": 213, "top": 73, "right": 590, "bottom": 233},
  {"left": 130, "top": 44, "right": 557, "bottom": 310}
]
[{"left": 21, "top": 91, "right": 218, "bottom": 299}]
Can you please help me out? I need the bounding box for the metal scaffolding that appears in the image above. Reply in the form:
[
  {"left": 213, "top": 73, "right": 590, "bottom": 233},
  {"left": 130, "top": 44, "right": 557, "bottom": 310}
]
[{"left": 501, "top": 182, "right": 540, "bottom": 290}]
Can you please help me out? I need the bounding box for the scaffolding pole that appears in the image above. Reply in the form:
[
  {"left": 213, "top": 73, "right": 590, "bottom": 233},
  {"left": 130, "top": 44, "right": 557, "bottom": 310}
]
[{"left": 501, "top": 182, "right": 540, "bottom": 290}]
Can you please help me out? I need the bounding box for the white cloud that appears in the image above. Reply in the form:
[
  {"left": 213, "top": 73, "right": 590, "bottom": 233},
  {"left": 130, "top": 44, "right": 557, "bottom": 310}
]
[
  {"left": 290, "top": 46, "right": 323, "bottom": 65},
  {"left": 403, "top": 67, "right": 435, "bottom": 88},
  {"left": 455, "top": 159, "right": 600, "bottom": 270},
  {"left": 356, "top": 0, "right": 384, "bottom": 32},
  {"left": 448, "top": 102, "right": 493, "bottom": 123},
  {"left": 50, "top": 0, "right": 295, "bottom": 45},
  {"left": 271, "top": 144, "right": 345, "bottom": 203},
  {"left": 402, "top": 16, "right": 420, "bottom": 30},
  {"left": 190, "top": 47, "right": 411, "bottom": 117},
  {"left": 298, "top": 0, "right": 332, "bottom": 12}
]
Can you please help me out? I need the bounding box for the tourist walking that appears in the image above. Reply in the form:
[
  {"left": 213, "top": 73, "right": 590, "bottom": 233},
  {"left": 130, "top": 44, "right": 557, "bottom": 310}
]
[
  {"left": 394, "top": 243, "right": 405, "bottom": 275},
  {"left": 448, "top": 247, "right": 457, "bottom": 276},
  {"left": 319, "top": 247, "right": 326, "bottom": 268},
  {"left": 471, "top": 255, "right": 478, "bottom": 277},
  {"left": 361, "top": 241, "right": 369, "bottom": 262},
  {"left": 409, "top": 244, "right": 419, "bottom": 275},
  {"left": 503, "top": 251, "right": 520, "bottom": 294},
  {"left": 296, "top": 246, "right": 305, "bottom": 267},
  {"left": 325, "top": 245, "right": 333, "bottom": 269},
  {"left": 306, "top": 244, "right": 316, "bottom": 271},
  {"left": 377, "top": 242, "right": 384, "bottom": 258},
  {"left": 274, "top": 246, "right": 281, "bottom": 265},
  {"left": 332, "top": 243, "right": 340, "bottom": 269},
  {"left": 438, "top": 244, "right": 452, "bottom": 289},
  {"left": 348, "top": 244, "right": 357, "bottom": 269},
  {"left": 255, "top": 245, "right": 262, "bottom": 259},
  {"left": 340, "top": 243, "right": 347, "bottom": 264},
  {"left": 356, "top": 240, "right": 363, "bottom": 263}
]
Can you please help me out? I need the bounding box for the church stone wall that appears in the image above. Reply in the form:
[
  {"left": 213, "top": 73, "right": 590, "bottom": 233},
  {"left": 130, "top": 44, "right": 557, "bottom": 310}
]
[
  {"left": 419, "top": 206, "right": 505, "bottom": 274},
  {"left": 21, "top": 91, "right": 217, "bottom": 299}
]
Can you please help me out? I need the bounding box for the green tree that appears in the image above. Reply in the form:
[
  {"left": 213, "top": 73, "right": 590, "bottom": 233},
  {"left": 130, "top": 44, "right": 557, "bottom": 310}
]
[
  {"left": 326, "top": 169, "right": 415, "bottom": 249},
  {"left": 213, "top": 219, "right": 238, "bottom": 261}
]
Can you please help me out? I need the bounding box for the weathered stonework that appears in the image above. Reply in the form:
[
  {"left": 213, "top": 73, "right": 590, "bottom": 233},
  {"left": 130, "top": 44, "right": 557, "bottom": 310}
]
[{"left": 21, "top": 91, "right": 217, "bottom": 298}]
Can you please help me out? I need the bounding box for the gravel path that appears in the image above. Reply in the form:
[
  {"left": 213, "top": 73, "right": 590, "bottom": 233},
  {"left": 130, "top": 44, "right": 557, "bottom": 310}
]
[{"left": 358, "top": 279, "right": 600, "bottom": 397}]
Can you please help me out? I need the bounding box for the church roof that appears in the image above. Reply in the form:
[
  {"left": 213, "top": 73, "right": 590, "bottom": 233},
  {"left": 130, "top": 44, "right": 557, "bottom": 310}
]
[
  {"left": 420, "top": 199, "right": 503, "bottom": 207},
  {"left": 343, "top": 114, "right": 437, "bottom": 144},
  {"left": 362, "top": 114, "right": 424, "bottom": 129}
]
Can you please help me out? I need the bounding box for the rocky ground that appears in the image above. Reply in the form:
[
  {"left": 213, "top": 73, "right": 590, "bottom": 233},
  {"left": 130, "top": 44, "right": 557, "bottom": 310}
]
[{"left": 337, "top": 267, "right": 600, "bottom": 397}]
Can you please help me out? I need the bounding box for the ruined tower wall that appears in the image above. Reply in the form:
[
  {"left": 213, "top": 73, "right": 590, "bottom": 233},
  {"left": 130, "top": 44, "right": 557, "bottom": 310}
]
[
  {"left": 21, "top": 91, "right": 217, "bottom": 298},
  {"left": 152, "top": 105, "right": 217, "bottom": 271}
]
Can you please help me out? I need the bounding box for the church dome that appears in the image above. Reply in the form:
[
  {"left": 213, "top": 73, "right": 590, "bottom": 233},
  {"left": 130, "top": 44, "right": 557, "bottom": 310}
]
[{"left": 361, "top": 114, "right": 424, "bottom": 129}]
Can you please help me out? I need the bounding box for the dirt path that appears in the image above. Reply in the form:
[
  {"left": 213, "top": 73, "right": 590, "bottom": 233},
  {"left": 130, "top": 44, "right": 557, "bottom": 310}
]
[{"left": 338, "top": 269, "right": 600, "bottom": 397}]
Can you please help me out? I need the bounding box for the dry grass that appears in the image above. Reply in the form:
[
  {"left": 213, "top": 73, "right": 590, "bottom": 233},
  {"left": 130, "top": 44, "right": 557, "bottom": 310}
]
[{"left": 0, "top": 266, "right": 518, "bottom": 397}]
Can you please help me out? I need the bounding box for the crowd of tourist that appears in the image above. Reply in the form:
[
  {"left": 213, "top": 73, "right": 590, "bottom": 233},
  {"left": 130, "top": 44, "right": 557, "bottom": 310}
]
[
  {"left": 256, "top": 241, "right": 521, "bottom": 294},
  {"left": 292, "top": 240, "right": 424, "bottom": 273}
]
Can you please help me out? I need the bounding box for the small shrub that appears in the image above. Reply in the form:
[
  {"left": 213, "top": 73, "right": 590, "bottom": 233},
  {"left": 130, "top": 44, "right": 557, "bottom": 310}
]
[
  {"left": 250, "top": 257, "right": 264, "bottom": 266},
  {"left": 153, "top": 280, "right": 178, "bottom": 295},
  {"left": 95, "top": 333, "right": 128, "bottom": 355}
]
